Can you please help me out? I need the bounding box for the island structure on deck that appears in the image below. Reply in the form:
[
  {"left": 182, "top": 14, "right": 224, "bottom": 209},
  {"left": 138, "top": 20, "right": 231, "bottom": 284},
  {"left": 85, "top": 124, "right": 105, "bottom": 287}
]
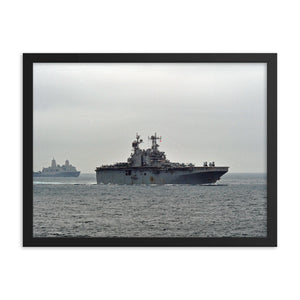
[{"left": 95, "top": 133, "right": 228, "bottom": 184}]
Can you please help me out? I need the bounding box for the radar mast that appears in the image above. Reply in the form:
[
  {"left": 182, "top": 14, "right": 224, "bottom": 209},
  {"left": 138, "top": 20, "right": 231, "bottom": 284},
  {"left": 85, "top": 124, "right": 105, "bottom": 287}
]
[{"left": 132, "top": 133, "right": 143, "bottom": 152}]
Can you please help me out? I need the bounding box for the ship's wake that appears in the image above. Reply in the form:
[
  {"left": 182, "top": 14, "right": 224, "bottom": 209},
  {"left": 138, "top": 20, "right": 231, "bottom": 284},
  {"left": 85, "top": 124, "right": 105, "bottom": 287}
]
[{"left": 33, "top": 182, "right": 97, "bottom": 185}]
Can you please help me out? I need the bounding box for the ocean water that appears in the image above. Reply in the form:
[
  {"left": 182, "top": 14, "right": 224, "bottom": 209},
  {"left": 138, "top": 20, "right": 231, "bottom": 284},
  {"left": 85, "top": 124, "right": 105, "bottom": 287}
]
[{"left": 33, "top": 173, "right": 267, "bottom": 238}]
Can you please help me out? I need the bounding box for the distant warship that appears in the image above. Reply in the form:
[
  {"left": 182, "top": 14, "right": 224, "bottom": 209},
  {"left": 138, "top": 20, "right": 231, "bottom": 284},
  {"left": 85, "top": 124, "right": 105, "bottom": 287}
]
[
  {"left": 33, "top": 158, "right": 80, "bottom": 177},
  {"left": 96, "top": 133, "right": 228, "bottom": 184}
]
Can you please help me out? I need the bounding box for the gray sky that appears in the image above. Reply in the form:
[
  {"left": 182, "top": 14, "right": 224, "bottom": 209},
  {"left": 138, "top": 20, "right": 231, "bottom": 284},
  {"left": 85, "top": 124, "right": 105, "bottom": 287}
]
[{"left": 33, "top": 63, "right": 266, "bottom": 173}]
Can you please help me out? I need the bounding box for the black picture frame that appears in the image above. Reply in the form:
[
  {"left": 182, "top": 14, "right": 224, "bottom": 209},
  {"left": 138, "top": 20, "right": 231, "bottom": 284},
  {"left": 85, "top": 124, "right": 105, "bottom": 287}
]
[{"left": 23, "top": 53, "right": 277, "bottom": 247}]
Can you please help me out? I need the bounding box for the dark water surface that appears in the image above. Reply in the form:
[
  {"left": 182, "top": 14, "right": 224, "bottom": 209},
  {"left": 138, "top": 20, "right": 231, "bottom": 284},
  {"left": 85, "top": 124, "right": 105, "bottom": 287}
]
[{"left": 33, "top": 173, "right": 267, "bottom": 237}]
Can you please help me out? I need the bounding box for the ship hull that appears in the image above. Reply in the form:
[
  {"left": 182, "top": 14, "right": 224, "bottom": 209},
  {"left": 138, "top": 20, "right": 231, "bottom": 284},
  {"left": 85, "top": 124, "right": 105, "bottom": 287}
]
[
  {"left": 96, "top": 167, "right": 228, "bottom": 185},
  {"left": 33, "top": 171, "right": 80, "bottom": 177}
]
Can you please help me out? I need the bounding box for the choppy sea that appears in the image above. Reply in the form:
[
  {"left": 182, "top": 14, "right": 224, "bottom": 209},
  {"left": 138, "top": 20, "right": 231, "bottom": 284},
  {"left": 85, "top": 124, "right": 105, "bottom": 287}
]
[{"left": 33, "top": 173, "right": 267, "bottom": 238}]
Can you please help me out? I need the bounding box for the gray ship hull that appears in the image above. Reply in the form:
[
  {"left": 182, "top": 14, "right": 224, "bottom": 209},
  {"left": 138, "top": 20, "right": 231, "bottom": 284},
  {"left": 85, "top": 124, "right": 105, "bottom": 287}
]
[
  {"left": 33, "top": 171, "right": 80, "bottom": 177},
  {"left": 96, "top": 167, "right": 228, "bottom": 185}
]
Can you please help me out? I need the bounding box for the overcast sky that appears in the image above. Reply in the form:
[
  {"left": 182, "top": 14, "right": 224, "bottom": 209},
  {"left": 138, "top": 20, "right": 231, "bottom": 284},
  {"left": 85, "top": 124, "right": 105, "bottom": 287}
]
[{"left": 33, "top": 63, "right": 267, "bottom": 173}]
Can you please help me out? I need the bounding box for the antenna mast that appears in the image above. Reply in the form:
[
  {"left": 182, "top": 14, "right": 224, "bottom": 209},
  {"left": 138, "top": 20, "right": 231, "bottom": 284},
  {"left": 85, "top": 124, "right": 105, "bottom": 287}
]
[{"left": 148, "top": 132, "right": 162, "bottom": 151}]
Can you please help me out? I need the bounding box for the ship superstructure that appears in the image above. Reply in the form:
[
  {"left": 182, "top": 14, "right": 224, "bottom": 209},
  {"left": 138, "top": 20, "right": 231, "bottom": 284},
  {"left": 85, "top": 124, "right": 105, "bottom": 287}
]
[
  {"left": 33, "top": 158, "right": 80, "bottom": 177},
  {"left": 96, "top": 133, "right": 228, "bottom": 184}
]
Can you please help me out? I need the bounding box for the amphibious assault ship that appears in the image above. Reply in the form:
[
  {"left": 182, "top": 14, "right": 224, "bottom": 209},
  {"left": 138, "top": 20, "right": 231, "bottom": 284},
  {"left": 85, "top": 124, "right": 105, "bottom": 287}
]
[
  {"left": 96, "top": 133, "right": 228, "bottom": 184},
  {"left": 33, "top": 158, "right": 80, "bottom": 177}
]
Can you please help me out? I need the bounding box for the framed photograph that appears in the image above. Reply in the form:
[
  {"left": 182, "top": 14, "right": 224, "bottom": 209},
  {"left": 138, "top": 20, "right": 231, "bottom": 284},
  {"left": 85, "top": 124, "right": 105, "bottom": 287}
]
[{"left": 23, "top": 53, "right": 277, "bottom": 246}]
